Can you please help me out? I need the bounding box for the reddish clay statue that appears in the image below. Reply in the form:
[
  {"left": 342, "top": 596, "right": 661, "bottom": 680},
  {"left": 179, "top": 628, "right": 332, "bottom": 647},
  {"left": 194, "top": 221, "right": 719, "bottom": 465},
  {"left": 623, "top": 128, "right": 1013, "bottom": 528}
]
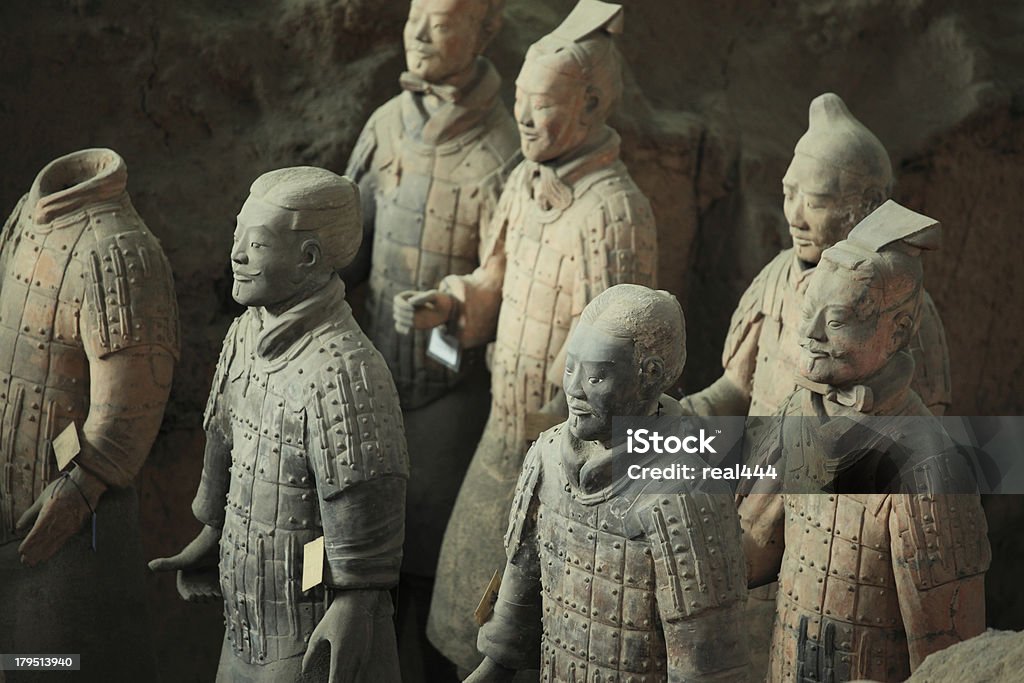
[
  {"left": 467, "top": 284, "right": 751, "bottom": 683},
  {"left": 739, "top": 201, "right": 990, "bottom": 683},
  {"left": 150, "top": 168, "right": 408, "bottom": 682},
  {"left": 0, "top": 148, "right": 179, "bottom": 679},
  {"left": 682, "top": 93, "right": 950, "bottom": 418},
  {"left": 392, "top": 1, "right": 659, "bottom": 669}
]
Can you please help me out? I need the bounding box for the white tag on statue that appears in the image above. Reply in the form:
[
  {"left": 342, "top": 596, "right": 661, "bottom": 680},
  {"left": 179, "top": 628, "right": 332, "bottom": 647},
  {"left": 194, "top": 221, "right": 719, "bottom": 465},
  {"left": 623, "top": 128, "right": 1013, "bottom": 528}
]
[
  {"left": 52, "top": 422, "right": 82, "bottom": 471},
  {"left": 302, "top": 537, "right": 325, "bottom": 592},
  {"left": 427, "top": 326, "right": 462, "bottom": 372}
]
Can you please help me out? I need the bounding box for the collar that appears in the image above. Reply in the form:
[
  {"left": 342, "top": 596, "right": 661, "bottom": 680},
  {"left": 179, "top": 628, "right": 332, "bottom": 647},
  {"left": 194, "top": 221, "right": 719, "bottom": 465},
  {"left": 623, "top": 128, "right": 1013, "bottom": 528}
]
[
  {"left": 562, "top": 394, "right": 683, "bottom": 501},
  {"left": 789, "top": 250, "right": 817, "bottom": 291},
  {"left": 255, "top": 276, "right": 350, "bottom": 361},
  {"left": 794, "top": 350, "right": 916, "bottom": 415},
  {"left": 398, "top": 57, "right": 502, "bottom": 145},
  {"left": 27, "top": 148, "right": 127, "bottom": 226},
  {"left": 522, "top": 126, "right": 621, "bottom": 212}
]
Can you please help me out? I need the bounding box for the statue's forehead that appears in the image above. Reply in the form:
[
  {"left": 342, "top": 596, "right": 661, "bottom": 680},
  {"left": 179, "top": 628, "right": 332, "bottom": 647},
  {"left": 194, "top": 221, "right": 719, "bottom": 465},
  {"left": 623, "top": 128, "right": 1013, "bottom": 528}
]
[
  {"left": 237, "top": 195, "right": 293, "bottom": 233},
  {"left": 783, "top": 152, "right": 842, "bottom": 196},
  {"left": 410, "top": 0, "right": 477, "bottom": 15},
  {"left": 568, "top": 321, "right": 635, "bottom": 362},
  {"left": 516, "top": 57, "right": 580, "bottom": 98}
]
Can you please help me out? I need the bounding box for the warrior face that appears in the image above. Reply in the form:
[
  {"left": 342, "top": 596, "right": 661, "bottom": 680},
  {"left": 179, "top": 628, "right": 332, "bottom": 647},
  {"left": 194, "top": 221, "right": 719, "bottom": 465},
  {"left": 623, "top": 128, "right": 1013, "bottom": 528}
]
[
  {"left": 798, "top": 264, "right": 904, "bottom": 387},
  {"left": 404, "top": 0, "right": 488, "bottom": 84},
  {"left": 563, "top": 322, "right": 655, "bottom": 444},
  {"left": 514, "top": 59, "right": 593, "bottom": 163},
  {"left": 782, "top": 153, "right": 862, "bottom": 265},
  {"left": 230, "top": 195, "right": 320, "bottom": 311}
]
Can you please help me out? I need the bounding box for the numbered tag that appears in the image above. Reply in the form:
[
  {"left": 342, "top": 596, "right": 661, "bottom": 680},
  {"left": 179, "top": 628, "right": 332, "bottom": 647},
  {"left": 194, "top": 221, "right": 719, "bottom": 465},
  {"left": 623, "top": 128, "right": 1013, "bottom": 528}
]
[
  {"left": 427, "top": 326, "right": 462, "bottom": 372},
  {"left": 473, "top": 569, "right": 502, "bottom": 626},
  {"left": 302, "top": 537, "right": 325, "bottom": 592},
  {"left": 52, "top": 423, "right": 82, "bottom": 471}
]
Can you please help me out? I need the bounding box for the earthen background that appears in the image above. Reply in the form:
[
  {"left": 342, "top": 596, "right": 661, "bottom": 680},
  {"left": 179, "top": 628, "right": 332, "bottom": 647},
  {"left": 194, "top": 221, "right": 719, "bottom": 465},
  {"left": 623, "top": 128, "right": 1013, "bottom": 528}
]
[{"left": 0, "top": 1, "right": 1021, "bottom": 680}]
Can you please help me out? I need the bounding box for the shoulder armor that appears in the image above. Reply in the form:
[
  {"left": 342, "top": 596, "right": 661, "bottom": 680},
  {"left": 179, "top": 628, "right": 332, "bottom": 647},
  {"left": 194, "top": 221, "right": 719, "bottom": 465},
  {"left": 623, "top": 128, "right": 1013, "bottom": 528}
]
[
  {"left": 580, "top": 179, "right": 658, "bottom": 307},
  {"left": 310, "top": 338, "right": 409, "bottom": 500},
  {"left": 203, "top": 316, "right": 243, "bottom": 431},
  {"left": 891, "top": 491, "right": 991, "bottom": 590},
  {"left": 0, "top": 194, "right": 26, "bottom": 260},
  {"left": 643, "top": 489, "right": 747, "bottom": 622},
  {"left": 722, "top": 250, "right": 790, "bottom": 368},
  {"left": 81, "top": 199, "right": 180, "bottom": 360},
  {"left": 346, "top": 109, "right": 383, "bottom": 183},
  {"left": 909, "top": 290, "right": 952, "bottom": 413},
  {"left": 503, "top": 432, "right": 547, "bottom": 563}
]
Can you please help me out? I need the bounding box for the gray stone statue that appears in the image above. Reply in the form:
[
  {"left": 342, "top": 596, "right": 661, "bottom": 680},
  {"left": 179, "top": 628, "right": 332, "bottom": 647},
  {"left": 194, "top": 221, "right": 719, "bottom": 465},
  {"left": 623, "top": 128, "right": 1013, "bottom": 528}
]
[
  {"left": 467, "top": 284, "right": 751, "bottom": 683},
  {"left": 342, "top": 3, "right": 520, "bottom": 666},
  {"left": 150, "top": 167, "right": 408, "bottom": 682}
]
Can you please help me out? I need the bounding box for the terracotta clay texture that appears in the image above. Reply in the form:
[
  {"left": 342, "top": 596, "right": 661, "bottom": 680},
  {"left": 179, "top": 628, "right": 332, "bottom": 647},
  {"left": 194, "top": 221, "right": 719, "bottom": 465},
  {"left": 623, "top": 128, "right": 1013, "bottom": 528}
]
[
  {"left": 150, "top": 168, "right": 408, "bottom": 682},
  {"left": 739, "top": 201, "right": 990, "bottom": 683},
  {"left": 469, "top": 284, "right": 750, "bottom": 683},
  {"left": 682, "top": 93, "right": 954, "bottom": 677},
  {"left": 682, "top": 93, "right": 951, "bottom": 420},
  {"left": 343, "top": 0, "right": 520, "bottom": 584},
  {"left": 391, "top": 1, "right": 659, "bottom": 669},
  {"left": 0, "top": 148, "right": 179, "bottom": 679}
]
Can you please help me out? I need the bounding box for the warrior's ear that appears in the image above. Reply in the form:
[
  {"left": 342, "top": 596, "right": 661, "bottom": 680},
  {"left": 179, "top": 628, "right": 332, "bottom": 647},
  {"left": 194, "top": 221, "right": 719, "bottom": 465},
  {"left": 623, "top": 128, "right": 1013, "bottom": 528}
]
[
  {"left": 640, "top": 355, "right": 665, "bottom": 390},
  {"left": 300, "top": 238, "right": 322, "bottom": 269},
  {"left": 889, "top": 310, "right": 914, "bottom": 354}
]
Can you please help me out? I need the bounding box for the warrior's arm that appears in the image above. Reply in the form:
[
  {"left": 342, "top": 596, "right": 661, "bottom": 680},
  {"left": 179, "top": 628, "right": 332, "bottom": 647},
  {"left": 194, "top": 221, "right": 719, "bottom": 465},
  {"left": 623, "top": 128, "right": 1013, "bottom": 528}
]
[
  {"left": 73, "top": 346, "right": 175, "bottom": 494},
  {"left": 439, "top": 204, "right": 509, "bottom": 349},
  {"left": 890, "top": 493, "right": 990, "bottom": 670},
  {"left": 680, "top": 280, "right": 764, "bottom": 417},
  {"left": 650, "top": 491, "right": 752, "bottom": 682},
  {"left": 476, "top": 441, "right": 544, "bottom": 673},
  {"left": 318, "top": 476, "right": 406, "bottom": 590},
  {"left": 339, "top": 116, "right": 380, "bottom": 289},
  {"left": 738, "top": 492, "right": 786, "bottom": 588}
]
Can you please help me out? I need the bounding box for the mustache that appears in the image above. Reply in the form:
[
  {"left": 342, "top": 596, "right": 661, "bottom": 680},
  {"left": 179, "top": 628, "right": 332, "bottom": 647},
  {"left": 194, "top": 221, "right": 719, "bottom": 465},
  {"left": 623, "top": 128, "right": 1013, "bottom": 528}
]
[
  {"left": 232, "top": 268, "right": 262, "bottom": 277},
  {"left": 406, "top": 43, "right": 438, "bottom": 57},
  {"left": 799, "top": 338, "right": 845, "bottom": 359}
]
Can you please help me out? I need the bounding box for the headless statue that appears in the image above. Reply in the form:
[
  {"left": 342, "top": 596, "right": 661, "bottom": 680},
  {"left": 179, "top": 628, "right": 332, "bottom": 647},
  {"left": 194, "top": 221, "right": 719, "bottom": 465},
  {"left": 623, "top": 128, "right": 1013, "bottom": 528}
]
[{"left": 0, "top": 148, "right": 178, "bottom": 681}]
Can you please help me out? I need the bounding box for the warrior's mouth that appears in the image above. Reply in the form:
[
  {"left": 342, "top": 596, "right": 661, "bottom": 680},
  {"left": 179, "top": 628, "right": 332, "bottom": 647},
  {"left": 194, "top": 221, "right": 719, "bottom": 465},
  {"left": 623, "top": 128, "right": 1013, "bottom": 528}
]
[{"left": 232, "top": 270, "right": 261, "bottom": 282}]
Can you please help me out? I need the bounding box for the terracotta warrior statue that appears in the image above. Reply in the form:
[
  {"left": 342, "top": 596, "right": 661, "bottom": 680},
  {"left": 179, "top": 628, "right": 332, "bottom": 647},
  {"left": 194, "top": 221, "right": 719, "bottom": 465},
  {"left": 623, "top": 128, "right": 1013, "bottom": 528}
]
[
  {"left": 392, "top": 0, "right": 658, "bottom": 669},
  {"left": 342, "top": 0, "right": 519, "bottom": 655},
  {"left": 0, "top": 148, "right": 179, "bottom": 678},
  {"left": 466, "top": 284, "right": 751, "bottom": 683},
  {"left": 150, "top": 168, "right": 408, "bottom": 682},
  {"left": 681, "top": 93, "right": 950, "bottom": 418},
  {"left": 739, "top": 201, "right": 990, "bottom": 682}
]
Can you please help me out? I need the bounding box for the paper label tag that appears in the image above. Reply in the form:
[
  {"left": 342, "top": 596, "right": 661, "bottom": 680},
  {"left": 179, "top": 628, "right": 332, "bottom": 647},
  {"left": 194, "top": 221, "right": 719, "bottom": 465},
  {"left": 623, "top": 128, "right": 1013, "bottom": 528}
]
[
  {"left": 427, "top": 326, "right": 462, "bottom": 372},
  {"left": 302, "top": 537, "right": 325, "bottom": 592},
  {"left": 52, "top": 423, "right": 82, "bottom": 471},
  {"left": 473, "top": 569, "right": 502, "bottom": 626}
]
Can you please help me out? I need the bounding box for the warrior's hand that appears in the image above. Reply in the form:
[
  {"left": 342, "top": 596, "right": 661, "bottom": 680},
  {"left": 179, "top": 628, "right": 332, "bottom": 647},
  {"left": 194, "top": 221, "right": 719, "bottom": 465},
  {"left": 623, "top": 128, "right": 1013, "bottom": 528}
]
[
  {"left": 148, "top": 524, "right": 222, "bottom": 603},
  {"left": 393, "top": 289, "right": 455, "bottom": 335},
  {"left": 464, "top": 656, "right": 516, "bottom": 683},
  {"left": 301, "top": 590, "right": 381, "bottom": 682},
  {"left": 17, "top": 467, "right": 105, "bottom": 567}
]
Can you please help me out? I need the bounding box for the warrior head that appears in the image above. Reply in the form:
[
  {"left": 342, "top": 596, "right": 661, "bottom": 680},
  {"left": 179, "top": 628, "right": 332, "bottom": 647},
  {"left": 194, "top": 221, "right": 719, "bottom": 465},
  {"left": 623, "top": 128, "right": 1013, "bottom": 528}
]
[
  {"left": 564, "top": 284, "right": 685, "bottom": 443},
  {"left": 404, "top": 0, "right": 505, "bottom": 85},
  {"left": 231, "top": 166, "right": 361, "bottom": 312},
  {"left": 799, "top": 200, "right": 939, "bottom": 387},
  {"left": 784, "top": 93, "right": 893, "bottom": 265},
  {"left": 515, "top": 0, "right": 624, "bottom": 163}
]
